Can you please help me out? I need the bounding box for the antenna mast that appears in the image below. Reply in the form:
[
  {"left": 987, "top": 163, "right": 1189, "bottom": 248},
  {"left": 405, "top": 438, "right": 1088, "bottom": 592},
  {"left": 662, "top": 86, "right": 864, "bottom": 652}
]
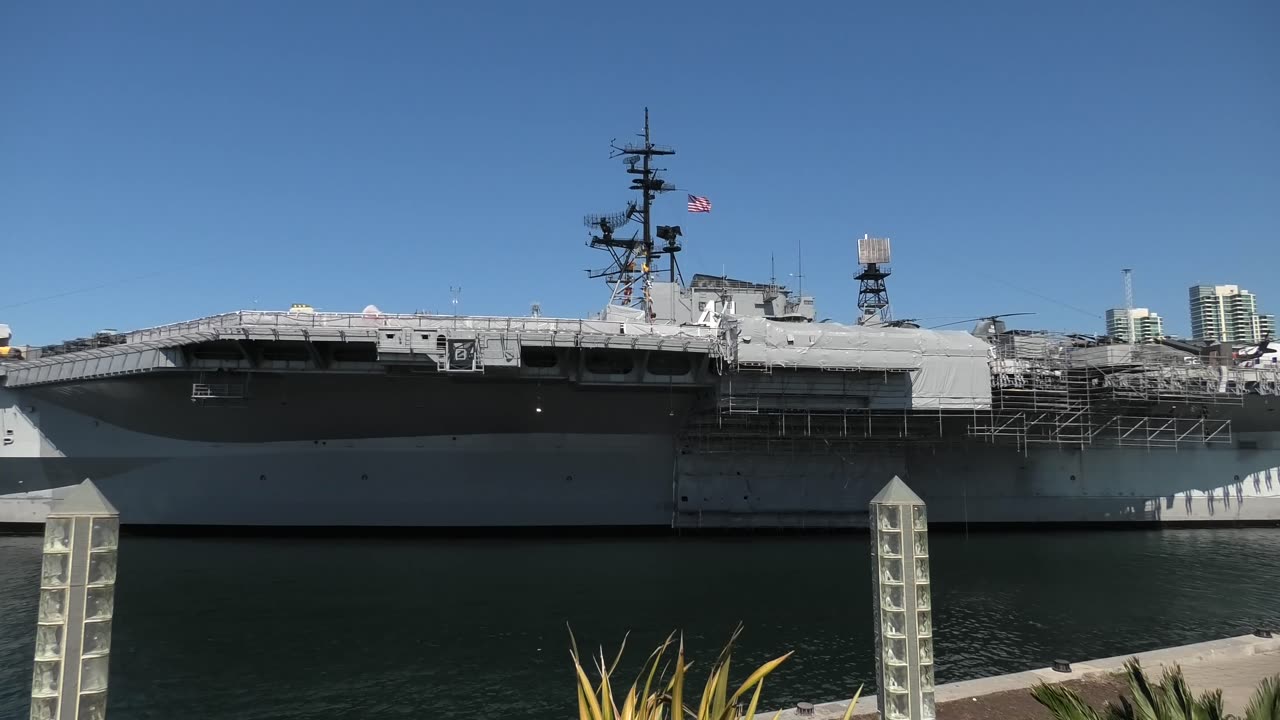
[
  {"left": 794, "top": 241, "right": 804, "bottom": 299},
  {"left": 584, "top": 109, "right": 681, "bottom": 322},
  {"left": 855, "top": 234, "right": 892, "bottom": 324},
  {"left": 449, "top": 286, "right": 462, "bottom": 317}
]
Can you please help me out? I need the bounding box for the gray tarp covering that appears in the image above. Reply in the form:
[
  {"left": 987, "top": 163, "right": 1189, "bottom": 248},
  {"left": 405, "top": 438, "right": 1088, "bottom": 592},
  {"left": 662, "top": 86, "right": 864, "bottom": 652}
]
[
  {"left": 913, "top": 348, "right": 994, "bottom": 409},
  {"left": 724, "top": 316, "right": 992, "bottom": 409}
]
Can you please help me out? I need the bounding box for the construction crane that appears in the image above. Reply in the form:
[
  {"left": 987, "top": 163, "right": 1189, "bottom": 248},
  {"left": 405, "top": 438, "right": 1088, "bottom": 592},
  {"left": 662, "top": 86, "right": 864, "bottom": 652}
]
[{"left": 1122, "top": 268, "right": 1135, "bottom": 344}]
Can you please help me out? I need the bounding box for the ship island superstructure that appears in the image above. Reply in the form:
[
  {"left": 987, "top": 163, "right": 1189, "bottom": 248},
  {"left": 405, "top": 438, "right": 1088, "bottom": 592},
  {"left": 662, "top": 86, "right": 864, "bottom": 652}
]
[{"left": 2, "top": 112, "right": 1279, "bottom": 530}]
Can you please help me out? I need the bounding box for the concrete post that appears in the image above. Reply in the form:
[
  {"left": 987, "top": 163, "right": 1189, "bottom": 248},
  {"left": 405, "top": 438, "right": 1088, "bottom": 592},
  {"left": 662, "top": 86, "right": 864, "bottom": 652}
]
[
  {"left": 29, "top": 479, "right": 119, "bottom": 720},
  {"left": 870, "top": 476, "right": 935, "bottom": 720}
]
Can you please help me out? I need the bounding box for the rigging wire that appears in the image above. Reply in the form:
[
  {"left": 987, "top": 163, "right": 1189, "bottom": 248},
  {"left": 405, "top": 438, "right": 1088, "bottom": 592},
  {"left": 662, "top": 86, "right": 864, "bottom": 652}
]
[
  {"left": 988, "top": 277, "right": 1103, "bottom": 320},
  {"left": 0, "top": 270, "right": 169, "bottom": 311}
]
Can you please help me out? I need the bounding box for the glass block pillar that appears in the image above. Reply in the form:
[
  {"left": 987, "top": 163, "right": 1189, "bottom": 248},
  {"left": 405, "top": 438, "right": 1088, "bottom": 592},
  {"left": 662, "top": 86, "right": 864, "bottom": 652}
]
[
  {"left": 30, "top": 479, "right": 119, "bottom": 720},
  {"left": 870, "top": 476, "right": 935, "bottom": 720}
]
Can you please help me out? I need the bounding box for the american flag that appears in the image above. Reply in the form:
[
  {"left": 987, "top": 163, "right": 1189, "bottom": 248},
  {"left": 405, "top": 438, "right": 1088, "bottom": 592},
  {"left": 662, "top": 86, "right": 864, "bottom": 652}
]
[{"left": 687, "top": 194, "right": 712, "bottom": 213}]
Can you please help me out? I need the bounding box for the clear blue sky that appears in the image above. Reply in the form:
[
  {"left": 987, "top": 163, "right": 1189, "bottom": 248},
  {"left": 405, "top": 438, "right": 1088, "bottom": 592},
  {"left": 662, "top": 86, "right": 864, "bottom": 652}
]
[{"left": 2, "top": 1, "right": 1276, "bottom": 345}]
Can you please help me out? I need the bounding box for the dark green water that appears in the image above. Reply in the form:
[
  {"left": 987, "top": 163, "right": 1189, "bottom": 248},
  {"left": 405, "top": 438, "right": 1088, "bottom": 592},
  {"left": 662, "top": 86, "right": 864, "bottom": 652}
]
[{"left": 2, "top": 530, "right": 1278, "bottom": 719}]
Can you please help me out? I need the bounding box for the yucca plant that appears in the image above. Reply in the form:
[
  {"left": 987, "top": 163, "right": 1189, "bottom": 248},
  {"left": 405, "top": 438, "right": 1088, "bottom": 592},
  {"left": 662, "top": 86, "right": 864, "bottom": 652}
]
[
  {"left": 1032, "top": 658, "right": 1279, "bottom": 720},
  {"left": 1032, "top": 658, "right": 1224, "bottom": 720},
  {"left": 569, "top": 624, "right": 863, "bottom": 720},
  {"left": 1244, "top": 675, "right": 1279, "bottom": 720}
]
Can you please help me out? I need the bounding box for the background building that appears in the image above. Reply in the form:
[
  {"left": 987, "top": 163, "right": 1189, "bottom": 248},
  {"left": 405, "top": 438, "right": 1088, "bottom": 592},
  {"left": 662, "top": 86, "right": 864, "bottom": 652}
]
[
  {"left": 1105, "top": 308, "right": 1165, "bottom": 343},
  {"left": 1189, "top": 284, "right": 1270, "bottom": 343}
]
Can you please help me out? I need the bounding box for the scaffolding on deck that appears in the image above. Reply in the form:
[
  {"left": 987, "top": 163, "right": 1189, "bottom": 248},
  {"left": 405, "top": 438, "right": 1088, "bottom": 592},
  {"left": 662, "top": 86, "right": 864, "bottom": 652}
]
[{"left": 689, "top": 336, "right": 1252, "bottom": 455}]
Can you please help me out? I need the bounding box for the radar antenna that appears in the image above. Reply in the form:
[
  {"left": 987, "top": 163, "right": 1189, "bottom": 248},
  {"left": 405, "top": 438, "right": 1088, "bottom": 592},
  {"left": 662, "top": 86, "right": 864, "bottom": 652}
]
[
  {"left": 582, "top": 108, "right": 684, "bottom": 321},
  {"left": 583, "top": 204, "right": 636, "bottom": 239},
  {"left": 855, "top": 234, "right": 892, "bottom": 324}
]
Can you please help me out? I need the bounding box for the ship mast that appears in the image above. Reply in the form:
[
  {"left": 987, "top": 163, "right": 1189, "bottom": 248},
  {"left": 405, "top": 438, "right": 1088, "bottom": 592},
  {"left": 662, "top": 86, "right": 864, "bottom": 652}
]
[{"left": 584, "top": 108, "right": 680, "bottom": 322}]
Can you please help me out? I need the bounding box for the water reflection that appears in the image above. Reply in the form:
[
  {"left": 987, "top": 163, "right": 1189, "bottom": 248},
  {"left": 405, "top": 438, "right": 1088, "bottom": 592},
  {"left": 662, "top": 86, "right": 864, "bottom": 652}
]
[{"left": 1, "top": 529, "right": 1277, "bottom": 720}]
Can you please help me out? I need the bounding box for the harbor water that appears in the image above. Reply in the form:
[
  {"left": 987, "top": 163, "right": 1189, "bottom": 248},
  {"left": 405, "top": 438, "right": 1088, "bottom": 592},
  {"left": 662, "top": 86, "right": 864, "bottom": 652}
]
[{"left": 2, "top": 529, "right": 1278, "bottom": 719}]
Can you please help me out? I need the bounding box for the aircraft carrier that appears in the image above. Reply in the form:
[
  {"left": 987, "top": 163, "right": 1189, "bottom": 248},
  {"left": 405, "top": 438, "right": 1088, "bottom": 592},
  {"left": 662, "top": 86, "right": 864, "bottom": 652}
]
[{"left": 3, "top": 112, "right": 1279, "bottom": 530}]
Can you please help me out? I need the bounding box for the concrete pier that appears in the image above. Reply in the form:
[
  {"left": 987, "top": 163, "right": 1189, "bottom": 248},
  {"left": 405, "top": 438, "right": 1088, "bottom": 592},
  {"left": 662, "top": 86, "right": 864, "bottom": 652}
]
[{"left": 770, "top": 633, "right": 1280, "bottom": 719}]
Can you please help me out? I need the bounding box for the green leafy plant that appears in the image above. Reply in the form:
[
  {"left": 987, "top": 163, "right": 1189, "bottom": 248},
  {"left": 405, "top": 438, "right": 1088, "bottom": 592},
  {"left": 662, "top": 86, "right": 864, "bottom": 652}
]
[
  {"left": 569, "top": 624, "right": 863, "bottom": 720},
  {"left": 1032, "top": 658, "right": 1279, "bottom": 720},
  {"left": 1244, "top": 675, "right": 1279, "bottom": 720}
]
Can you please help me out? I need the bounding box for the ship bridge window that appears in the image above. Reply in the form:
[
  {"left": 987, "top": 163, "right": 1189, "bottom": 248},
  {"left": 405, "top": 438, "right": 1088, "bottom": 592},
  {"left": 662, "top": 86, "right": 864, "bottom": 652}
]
[{"left": 584, "top": 349, "right": 634, "bottom": 375}]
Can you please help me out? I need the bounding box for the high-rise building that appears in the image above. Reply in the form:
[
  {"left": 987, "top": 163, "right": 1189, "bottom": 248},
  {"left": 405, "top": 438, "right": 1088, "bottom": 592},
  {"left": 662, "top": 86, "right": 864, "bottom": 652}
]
[
  {"left": 1260, "top": 314, "right": 1276, "bottom": 341},
  {"left": 1105, "top": 308, "right": 1165, "bottom": 343},
  {"left": 1189, "top": 285, "right": 1270, "bottom": 343}
]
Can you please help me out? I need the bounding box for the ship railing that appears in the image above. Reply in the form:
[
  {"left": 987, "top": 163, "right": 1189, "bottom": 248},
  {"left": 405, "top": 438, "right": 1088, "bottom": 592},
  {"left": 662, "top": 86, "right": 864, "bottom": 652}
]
[
  {"left": 723, "top": 395, "right": 760, "bottom": 414},
  {"left": 125, "top": 313, "right": 244, "bottom": 343},
  {"left": 989, "top": 383, "right": 1082, "bottom": 415},
  {"left": 967, "top": 410, "right": 1234, "bottom": 450},
  {"left": 1083, "top": 357, "right": 1248, "bottom": 406},
  {"left": 1099, "top": 415, "right": 1233, "bottom": 448},
  {"left": 686, "top": 404, "right": 1231, "bottom": 451},
  {"left": 966, "top": 411, "right": 1088, "bottom": 449},
  {"left": 969, "top": 412, "right": 1026, "bottom": 438},
  {"left": 123, "top": 310, "right": 723, "bottom": 344},
  {"left": 683, "top": 408, "right": 963, "bottom": 449}
]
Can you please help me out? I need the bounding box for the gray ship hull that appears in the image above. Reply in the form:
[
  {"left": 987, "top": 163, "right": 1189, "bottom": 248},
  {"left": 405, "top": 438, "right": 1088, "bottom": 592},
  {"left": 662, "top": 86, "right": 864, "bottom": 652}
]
[
  {"left": 4, "top": 387, "right": 1278, "bottom": 528},
  {"left": 0, "top": 433, "right": 677, "bottom": 527},
  {"left": 675, "top": 435, "right": 1280, "bottom": 528}
]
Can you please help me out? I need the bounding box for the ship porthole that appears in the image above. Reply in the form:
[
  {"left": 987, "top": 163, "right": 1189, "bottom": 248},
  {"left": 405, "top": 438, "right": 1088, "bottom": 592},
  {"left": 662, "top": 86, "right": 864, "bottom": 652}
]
[
  {"left": 1069, "top": 475, "right": 1076, "bottom": 482},
  {"left": 259, "top": 474, "right": 266, "bottom": 482},
  {"left": 361, "top": 474, "right": 369, "bottom": 481}
]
